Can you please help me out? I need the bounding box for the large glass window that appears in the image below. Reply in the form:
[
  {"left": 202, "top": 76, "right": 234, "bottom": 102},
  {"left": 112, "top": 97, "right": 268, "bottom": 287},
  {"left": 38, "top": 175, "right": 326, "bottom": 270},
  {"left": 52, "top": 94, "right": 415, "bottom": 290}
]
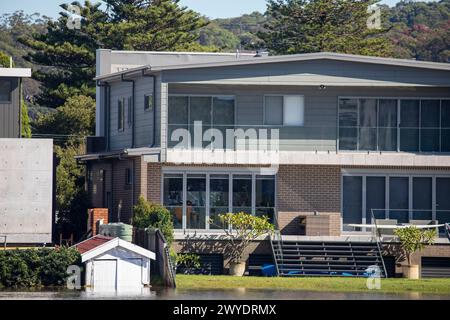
[
  {"left": 366, "top": 177, "right": 385, "bottom": 222},
  {"left": 210, "top": 175, "right": 229, "bottom": 229},
  {"left": 389, "top": 177, "right": 409, "bottom": 223},
  {"left": 342, "top": 176, "right": 362, "bottom": 229},
  {"left": 233, "top": 175, "right": 252, "bottom": 215},
  {"left": 338, "top": 99, "right": 358, "bottom": 150},
  {"left": 264, "top": 96, "right": 283, "bottom": 125},
  {"left": 421, "top": 100, "right": 440, "bottom": 152},
  {"left": 400, "top": 100, "right": 420, "bottom": 152},
  {"left": 413, "top": 177, "right": 432, "bottom": 220},
  {"left": 436, "top": 178, "right": 450, "bottom": 234},
  {"left": 163, "top": 174, "right": 183, "bottom": 229},
  {"left": 186, "top": 174, "right": 206, "bottom": 229},
  {"left": 340, "top": 98, "right": 449, "bottom": 153},
  {"left": 264, "top": 95, "right": 305, "bottom": 126},
  {"left": 255, "top": 175, "right": 275, "bottom": 223}
]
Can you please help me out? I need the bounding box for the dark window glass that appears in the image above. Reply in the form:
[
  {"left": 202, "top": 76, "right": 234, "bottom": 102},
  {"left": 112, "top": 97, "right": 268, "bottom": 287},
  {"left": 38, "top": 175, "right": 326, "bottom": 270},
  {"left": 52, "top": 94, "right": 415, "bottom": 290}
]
[
  {"left": 339, "top": 99, "right": 358, "bottom": 127},
  {"left": 366, "top": 177, "right": 385, "bottom": 222},
  {"left": 359, "top": 99, "right": 377, "bottom": 127},
  {"left": 168, "top": 96, "right": 188, "bottom": 124},
  {"left": 343, "top": 176, "right": 362, "bottom": 229},
  {"left": 264, "top": 96, "right": 283, "bottom": 125},
  {"left": 163, "top": 174, "right": 183, "bottom": 229},
  {"left": 255, "top": 176, "right": 275, "bottom": 223},
  {"left": 118, "top": 98, "right": 125, "bottom": 131},
  {"left": 0, "top": 79, "right": 12, "bottom": 102},
  {"left": 210, "top": 175, "right": 229, "bottom": 229},
  {"left": 186, "top": 175, "right": 206, "bottom": 229},
  {"left": 190, "top": 96, "right": 212, "bottom": 125},
  {"left": 400, "top": 100, "right": 420, "bottom": 152},
  {"left": 233, "top": 175, "right": 252, "bottom": 214},
  {"left": 359, "top": 128, "right": 377, "bottom": 151},
  {"left": 339, "top": 128, "right": 358, "bottom": 150},
  {"left": 436, "top": 178, "right": 450, "bottom": 233},
  {"left": 389, "top": 177, "right": 409, "bottom": 223},
  {"left": 378, "top": 99, "right": 398, "bottom": 151},
  {"left": 144, "top": 94, "right": 153, "bottom": 111},
  {"left": 421, "top": 100, "right": 440, "bottom": 152},
  {"left": 213, "top": 96, "right": 234, "bottom": 125},
  {"left": 413, "top": 177, "right": 432, "bottom": 220},
  {"left": 127, "top": 97, "right": 133, "bottom": 127},
  {"left": 441, "top": 100, "right": 450, "bottom": 128}
]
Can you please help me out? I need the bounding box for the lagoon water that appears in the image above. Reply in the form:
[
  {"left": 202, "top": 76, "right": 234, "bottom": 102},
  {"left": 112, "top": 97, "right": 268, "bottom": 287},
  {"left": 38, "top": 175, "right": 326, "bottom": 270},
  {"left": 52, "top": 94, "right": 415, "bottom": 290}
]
[{"left": 0, "top": 288, "right": 449, "bottom": 300}]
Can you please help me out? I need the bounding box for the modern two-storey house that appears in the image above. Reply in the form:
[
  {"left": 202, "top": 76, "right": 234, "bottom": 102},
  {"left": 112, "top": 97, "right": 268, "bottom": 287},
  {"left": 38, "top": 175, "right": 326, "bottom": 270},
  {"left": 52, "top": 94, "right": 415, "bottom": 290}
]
[{"left": 78, "top": 49, "right": 450, "bottom": 277}]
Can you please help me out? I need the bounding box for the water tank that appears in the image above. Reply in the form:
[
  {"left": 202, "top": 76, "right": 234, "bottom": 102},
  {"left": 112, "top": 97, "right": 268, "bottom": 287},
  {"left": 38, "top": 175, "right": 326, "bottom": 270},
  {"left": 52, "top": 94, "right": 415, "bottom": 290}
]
[{"left": 99, "top": 223, "right": 133, "bottom": 242}]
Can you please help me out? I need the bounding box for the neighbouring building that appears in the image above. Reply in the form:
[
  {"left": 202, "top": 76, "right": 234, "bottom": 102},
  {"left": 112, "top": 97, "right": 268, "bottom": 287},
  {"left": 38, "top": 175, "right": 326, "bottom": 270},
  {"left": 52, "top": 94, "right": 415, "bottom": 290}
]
[
  {"left": 77, "top": 49, "right": 450, "bottom": 277},
  {"left": 0, "top": 67, "right": 54, "bottom": 246}
]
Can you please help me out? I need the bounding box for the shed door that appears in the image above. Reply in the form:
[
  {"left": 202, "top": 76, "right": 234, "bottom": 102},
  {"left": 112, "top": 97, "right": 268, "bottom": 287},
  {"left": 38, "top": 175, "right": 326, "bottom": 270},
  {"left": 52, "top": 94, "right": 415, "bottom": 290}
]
[
  {"left": 118, "top": 258, "right": 143, "bottom": 290},
  {"left": 93, "top": 260, "right": 117, "bottom": 291}
]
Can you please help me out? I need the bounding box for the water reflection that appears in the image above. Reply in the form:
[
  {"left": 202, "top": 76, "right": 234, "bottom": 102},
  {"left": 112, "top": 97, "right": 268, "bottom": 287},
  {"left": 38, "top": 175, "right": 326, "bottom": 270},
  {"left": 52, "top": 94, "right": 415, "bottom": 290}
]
[{"left": 0, "top": 288, "right": 449, "bottom": 300}]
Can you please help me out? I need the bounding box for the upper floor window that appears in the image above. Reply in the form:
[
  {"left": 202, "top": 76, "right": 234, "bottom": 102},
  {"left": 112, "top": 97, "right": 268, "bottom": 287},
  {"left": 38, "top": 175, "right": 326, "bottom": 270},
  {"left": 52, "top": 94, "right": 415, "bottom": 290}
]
[
  {"left": 144, "top": 94, "right": 153, "bottom": 111},
  {"left": 264, "top": 95, "right": 305, "bottom": 126},
  {"left": 125, "top": 168, "right": 133, "bottom": 186},
  {"left": 118, "top": 98, "right": 125, "bottom": 131},
  {"left": 0, "top": 79, "right": 12, "bottom": 102},
  {"left": 127, "top": 97, "right": 133, "bottom": 127},
  {"left": 338, "top": 98, "right": 450, "bottom": 152}
]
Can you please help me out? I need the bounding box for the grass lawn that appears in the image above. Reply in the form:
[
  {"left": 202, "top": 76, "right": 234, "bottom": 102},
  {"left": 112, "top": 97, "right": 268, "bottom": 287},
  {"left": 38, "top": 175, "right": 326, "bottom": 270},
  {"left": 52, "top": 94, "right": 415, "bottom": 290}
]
[{"left": 176, "top": 275, "right": 450, "bottom": 295}]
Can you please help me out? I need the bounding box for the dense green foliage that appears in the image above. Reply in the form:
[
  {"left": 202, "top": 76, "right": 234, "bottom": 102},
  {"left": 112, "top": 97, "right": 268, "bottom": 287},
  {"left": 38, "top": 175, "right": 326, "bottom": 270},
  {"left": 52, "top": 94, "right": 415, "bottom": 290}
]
[
  {"left": 0, "top": 247, "right": 81, "bottom": 288},
  {"left": 133, "top": 196, "right": 175, "bottom": 246},
  {"left": 394, "top": 226, "right": 436, "bottom": 265},
  {"left": 259, "top": 0, "right": 392, "bottom": 56},
  {"left": 18, "top": 0, "right": 209, "bottom": 109},
  {"left": 0, "top": 51, "right": 11, "bottom": 67},
  {"left": 21, "top": 100, "right": 32, "bottom": 138},
  {"left": 33, "top": 95, "right": 95, "bottom": 138}
]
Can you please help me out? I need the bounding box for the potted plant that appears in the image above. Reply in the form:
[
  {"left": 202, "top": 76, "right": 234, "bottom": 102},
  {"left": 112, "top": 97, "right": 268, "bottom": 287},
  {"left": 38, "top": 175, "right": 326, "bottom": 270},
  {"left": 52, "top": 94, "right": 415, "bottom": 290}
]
[
  {"left": 218, "top": 212, "right": 274, "bottom": 276},
  {"left": 394, "top": 226, "right": 436, "bottom": 279}
]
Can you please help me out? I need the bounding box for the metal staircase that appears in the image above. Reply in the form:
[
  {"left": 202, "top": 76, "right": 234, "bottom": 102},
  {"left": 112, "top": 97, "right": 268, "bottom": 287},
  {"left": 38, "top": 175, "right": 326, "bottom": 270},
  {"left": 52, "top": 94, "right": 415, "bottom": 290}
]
[{"left": 271, "top": 238, "right": 387, "bottom": 277}]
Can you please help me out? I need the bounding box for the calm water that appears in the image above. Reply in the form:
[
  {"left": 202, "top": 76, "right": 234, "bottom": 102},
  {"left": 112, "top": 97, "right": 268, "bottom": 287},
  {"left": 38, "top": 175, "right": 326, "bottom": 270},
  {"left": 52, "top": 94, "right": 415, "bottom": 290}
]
[{"left": 0, "top": 288, "right": 449, "bottom": 300}]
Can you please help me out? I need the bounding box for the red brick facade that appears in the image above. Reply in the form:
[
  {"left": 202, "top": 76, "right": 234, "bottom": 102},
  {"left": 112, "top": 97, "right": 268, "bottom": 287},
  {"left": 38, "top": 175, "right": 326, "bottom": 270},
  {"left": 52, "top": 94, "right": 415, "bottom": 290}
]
[
  {"left": 277, "top": 165, "right": 341, "bottom": 235},
  {"left": 88, "top": 208, "right": 109, "bottom": 235}
]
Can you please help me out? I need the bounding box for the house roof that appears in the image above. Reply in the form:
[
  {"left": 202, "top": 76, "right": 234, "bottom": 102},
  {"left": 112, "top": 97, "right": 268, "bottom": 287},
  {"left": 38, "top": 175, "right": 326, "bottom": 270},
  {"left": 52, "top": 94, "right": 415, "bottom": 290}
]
[
  {"left": 94, "top": 52, "right": 450, "bottom": 81},
  {"left": 74, "top": 235, "right": 114, "bottom": 254},
  {"left": 74, "top": 236, "right": 156, "bottom": 262},
  {"left": 0, "top": 67, "right": 32, "bottom": 78}
]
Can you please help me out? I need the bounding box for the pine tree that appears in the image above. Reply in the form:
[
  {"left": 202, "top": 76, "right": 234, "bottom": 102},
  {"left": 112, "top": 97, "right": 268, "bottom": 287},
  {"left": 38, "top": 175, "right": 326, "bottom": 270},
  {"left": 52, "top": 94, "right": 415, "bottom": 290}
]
[
  {"left": 19, "top": 0, "right": 209, "bottom": 109},
  {"left": 259, "top": 0, "right": 392, "bottom": 57}
]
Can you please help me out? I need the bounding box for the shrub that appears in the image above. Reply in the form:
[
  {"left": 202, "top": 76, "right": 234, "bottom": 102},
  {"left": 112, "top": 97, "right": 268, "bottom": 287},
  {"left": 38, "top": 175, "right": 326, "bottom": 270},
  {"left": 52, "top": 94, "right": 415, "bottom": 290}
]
[
  {"left": 218, "top": 212, "right": 274, "bottom": 263},
  {"left": 176, "top": 253, "right": 201, "bottom": 270},
  {"left": 394, "top": 226, "right": 436, "bottom": 265},
  {"left": 0, "top": 247, "right": 81, "bottom": 288},
  {"left": 133, "top": 196, "right": 174, "bottom": 246}
]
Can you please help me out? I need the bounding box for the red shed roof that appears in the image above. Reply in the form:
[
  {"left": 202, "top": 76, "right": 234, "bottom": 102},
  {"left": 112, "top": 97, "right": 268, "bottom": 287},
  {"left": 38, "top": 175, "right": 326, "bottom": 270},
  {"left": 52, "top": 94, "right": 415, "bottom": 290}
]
[{"left": 74, "top": 235, "right": 114, "bottom": 254}]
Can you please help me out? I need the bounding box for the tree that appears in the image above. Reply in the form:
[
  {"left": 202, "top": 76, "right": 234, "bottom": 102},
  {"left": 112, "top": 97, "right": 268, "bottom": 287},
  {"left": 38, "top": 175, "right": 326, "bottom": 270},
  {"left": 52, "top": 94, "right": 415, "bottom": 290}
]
[
  {"left": 394, "top": 226, "right": 436, "bottom": 266},
  {"left": 218, "top": 212, "right": 274, "bottom": 264},
  {"left": 0, "top": 51, "right": 11, "bottom": 67},
  {"left": 32, "top": 95, "right": 95, "bottom": 139},
  {"left": 259, "top": 0, "right": 392, "bottom": 56},
  {"left": 133, "top": 196, "right": 174, "bottom": 246},
  {"left": 19, "top": 0, "right": 209, "bottom": 109}
]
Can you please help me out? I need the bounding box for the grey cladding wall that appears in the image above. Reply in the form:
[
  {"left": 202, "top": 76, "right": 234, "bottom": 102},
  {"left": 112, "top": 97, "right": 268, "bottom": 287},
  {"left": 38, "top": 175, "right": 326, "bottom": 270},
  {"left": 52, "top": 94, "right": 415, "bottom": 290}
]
[{"left": 0, "top": 78, "right": 20, "bottom": 138}]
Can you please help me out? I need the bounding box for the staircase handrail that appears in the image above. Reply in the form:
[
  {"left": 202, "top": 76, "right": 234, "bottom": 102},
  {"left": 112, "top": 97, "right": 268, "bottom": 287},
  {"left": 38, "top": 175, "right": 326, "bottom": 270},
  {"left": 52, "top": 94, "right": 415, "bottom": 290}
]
[
  {"left": 371, "top": 209, "right": 388, "bottom": 278},
  {"left": 270, "top": 230, "right": 282, "bottom": 276}
]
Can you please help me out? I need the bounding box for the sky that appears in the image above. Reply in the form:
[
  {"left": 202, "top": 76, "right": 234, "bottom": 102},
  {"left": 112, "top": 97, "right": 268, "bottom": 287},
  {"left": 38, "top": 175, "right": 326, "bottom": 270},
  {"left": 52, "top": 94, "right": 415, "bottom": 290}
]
[{"left": 0, "top": 0, "right": 412, "bottom": 20}]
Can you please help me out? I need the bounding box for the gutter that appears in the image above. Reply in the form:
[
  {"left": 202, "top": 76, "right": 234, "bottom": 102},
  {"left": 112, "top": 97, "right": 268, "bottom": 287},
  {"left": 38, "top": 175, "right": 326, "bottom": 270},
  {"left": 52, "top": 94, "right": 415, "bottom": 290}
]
[
  {"left": 121, "top": 74, "right": 136, "bottom": 148},
  {"left": 96, "top": 80, "right": 110, "bottom": 151},
  {"left": 142, "top": 69, "right": 157, "bottom": 147}
]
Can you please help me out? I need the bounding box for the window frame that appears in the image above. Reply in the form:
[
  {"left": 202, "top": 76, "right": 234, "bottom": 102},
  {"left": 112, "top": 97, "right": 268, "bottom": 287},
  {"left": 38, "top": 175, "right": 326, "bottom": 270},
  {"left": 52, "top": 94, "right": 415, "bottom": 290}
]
[
  {"left": 161, "top": 169, "right": 277, "bottom": 232},
  {"left": 338, "top": 97, "right": 450, "bottom": 153},
  {"left": 118, "top": 97, "right": 125, "bottom": 132},
  {"left": 263, "top": 94, "right": 305, "bottom": 127}
]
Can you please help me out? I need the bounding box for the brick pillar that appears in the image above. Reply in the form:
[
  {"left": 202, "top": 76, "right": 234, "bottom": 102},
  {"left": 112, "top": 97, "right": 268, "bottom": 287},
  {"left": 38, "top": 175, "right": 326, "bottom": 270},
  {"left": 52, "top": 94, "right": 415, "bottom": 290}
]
[{"left": 88, "top": 208, "right": 109, "bottom": 235}]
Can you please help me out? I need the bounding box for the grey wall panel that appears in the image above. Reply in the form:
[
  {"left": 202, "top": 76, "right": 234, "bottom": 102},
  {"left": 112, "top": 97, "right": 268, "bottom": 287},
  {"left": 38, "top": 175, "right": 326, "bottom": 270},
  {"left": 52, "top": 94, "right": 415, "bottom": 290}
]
[
  {"left": 0, "top": 78, "right": 20, "bottom": 138},
  {"left": 109, "top": 80, "right": 133, "bottom": 150},
  {"left": 168, "top": 84, "right": 450, "bottom": 152},
  {"left": 0, "top": 139, "right": 53, "bottom": 243},
  {"left": 162, "top": 60, "right": 450, "bottom": 87}
]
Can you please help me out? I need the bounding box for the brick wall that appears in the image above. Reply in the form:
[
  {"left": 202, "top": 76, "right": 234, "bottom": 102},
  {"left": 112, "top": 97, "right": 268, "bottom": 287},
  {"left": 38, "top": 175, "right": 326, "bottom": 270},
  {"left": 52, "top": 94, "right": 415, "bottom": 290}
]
[
  {"left": 147, "top": 163, "right": 162, "bottom": 204},
  {"left": 88, "top": 208, "right": 109, "bottom": 235},
  {"left": 277, "top": 165, "right": 341, "bottom": 235}
]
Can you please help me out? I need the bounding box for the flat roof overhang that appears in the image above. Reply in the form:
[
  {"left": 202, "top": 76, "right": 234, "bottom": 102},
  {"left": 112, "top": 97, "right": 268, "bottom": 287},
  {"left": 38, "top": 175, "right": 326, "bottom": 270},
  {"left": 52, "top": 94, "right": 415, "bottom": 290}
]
[{"left": 75, "top": 147, "right": 161, "bottom": 163}]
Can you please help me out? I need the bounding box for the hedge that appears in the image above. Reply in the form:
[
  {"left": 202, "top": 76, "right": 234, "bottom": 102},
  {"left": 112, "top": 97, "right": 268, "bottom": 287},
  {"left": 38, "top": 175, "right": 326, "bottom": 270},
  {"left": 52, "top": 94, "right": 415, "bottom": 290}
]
[{"left": 0, "top": 247, "right": 81, "bottom": 288}]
